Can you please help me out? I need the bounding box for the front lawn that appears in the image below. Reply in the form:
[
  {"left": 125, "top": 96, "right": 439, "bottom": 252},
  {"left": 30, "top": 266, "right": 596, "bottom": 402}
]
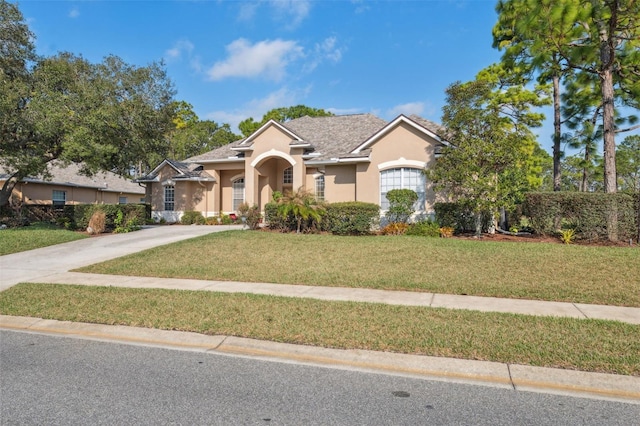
[
  {"left": 1, "top": 283, "right": 637, "bottom": 376},
  {"left": 0, "top": 222, "right": 88, "bottom": 256},
  {"left": 76, "top": 231, "right": 640, "bottom": 306}
]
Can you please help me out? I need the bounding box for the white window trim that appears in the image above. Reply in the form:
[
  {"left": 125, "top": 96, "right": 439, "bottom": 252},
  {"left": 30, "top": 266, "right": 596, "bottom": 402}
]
[
  {"left": 378, "top": 158, "right": 426, "bottom": 170},
  {"left": 379, "top": 167, "right": 426, "bottom": 212}
]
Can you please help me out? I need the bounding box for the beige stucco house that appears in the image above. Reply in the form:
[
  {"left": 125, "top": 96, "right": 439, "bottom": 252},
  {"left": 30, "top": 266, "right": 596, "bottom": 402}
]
[
  {"left": 1, "top": 162, "right": 145, "bottom": 208},
  {"left": 138, "top": 114, "right": 449, "bottom": 222}
]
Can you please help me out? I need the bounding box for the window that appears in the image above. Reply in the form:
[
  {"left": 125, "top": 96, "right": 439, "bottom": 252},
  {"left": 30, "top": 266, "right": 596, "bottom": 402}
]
[
  {"left": 283, "top": 167, "right": 293, "bottom": 185},
  {"left": 164, "top": 185, "right": 175, "bottom": 211},
  {"left": 118, "top": 196, "right": 127, "bottom": 204},
  {"left": 380, "top": 168, "right": 426, "bottom": 211},
  {"left": 232, "top": 178, "right": 245, "bottom": 211},
  {"left": 52, "top": 190, "right": 66, "bottom": 209},
  {"left": 315, "top": 175, "right": 325, "bottom": 202}
]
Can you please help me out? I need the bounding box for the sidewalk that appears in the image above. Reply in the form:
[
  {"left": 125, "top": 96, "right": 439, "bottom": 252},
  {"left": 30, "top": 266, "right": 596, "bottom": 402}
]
[{"left": 1, "top": 225, "right": 639, "bottom": 404}]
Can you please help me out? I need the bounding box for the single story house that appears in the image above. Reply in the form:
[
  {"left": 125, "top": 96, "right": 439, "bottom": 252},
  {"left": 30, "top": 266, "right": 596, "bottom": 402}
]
[
  {"left": 138, "top": 114, "right": 449, "bottom": 222},
  {"left": 1, "top": 162, "right": 145, "bottom": 208}
]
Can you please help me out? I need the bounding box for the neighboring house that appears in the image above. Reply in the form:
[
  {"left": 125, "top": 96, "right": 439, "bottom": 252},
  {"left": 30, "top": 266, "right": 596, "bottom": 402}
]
[
  {"left": 138, "top": 114, "right": 449, "bottom": 222},
  {"left": 0, "top": 162, "right": 145, "bottom": 208}
]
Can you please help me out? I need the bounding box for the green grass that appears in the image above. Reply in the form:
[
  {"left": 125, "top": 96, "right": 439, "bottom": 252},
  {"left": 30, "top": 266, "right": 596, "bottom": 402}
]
[
  {"left": 77, "top": 231, "right": 640, "bottom": 307},
  {"left": 1, "top": 283, "right": 638, "bottom": 376},
  {"left": 0, "top": 222, "right": 87, "bottom": 255}
]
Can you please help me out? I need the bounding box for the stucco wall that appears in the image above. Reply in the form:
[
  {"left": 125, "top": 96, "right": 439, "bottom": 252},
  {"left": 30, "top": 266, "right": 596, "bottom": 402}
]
[
  {"left": 324, "top": 165, "right": 356, "bottom": 202},
  {"left": 358, "top": 121, "right": 439, "bottom": 211},
  {"left": 12, "top": 182, "right": 143, "bottom": 205}
]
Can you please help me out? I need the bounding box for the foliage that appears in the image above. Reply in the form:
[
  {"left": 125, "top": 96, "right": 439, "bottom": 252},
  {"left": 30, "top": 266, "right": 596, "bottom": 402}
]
[
  {"left": 180, "top": 211, "right": 206, "bottom": 225},
  {"left": 166, "top": 101, "right": 240, "bottom": 160},
  {"left": 0, "top": 4, "right": 176, "bottom": 209},
  {"left": 405, "top": 220, "right": 441, "bottom": 237},
  {"left": 68, "top": 204, "right": 148, "bottom": 232},
  {"left": 87, "top": 210, "right": 106, "bottom": 235},
  {"left": 559, "top": 228, "right": 576, "bottom": 245},
  {"left": 237, "top": 203, "right": 262, "bottom": 230},
  {"left": 616, "top": 135, "right": 640, "bottom": 192},
  {"left": 439, "top": 227, "right": 455, "bottom": 238},
  {"left": 381, "top": 222, "right": 409, "bottom": 235},
  {"left": 426, "top": 74, "right": 547, "bottom": 235},
  {"left": 434, "top": 202, "right": 492, "bottom": 234},
  {"left": 523, "top": 192, "right": 638, "bottom": 241},
  {"left": 239, "top": 105, "right": 334, "bottom": 137},
  {"left": 277, "top": 187, "right": 325, "bottom": 233},
  {"left": 322, "top": 202, "right": 380, "bottom": 235},
  {"left": 113, "top": 209, "right": 141, "bottom": 233},
  {"left": 384, "top": 189, "right": 418, "bottom": 224}
]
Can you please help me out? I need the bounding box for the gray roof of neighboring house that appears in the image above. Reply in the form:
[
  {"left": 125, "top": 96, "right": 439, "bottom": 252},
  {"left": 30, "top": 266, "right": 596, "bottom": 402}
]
[
  {"left": 181, "top": 113, "right": 448, "bottom": 165},
  {"left": 0, "top": 162, "right": 144, "bottom": 194}
]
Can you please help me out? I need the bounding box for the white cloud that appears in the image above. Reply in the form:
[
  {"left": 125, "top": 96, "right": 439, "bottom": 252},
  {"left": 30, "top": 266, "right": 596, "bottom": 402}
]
[
  {"left": 68, "top": 7, "right": 80, "bottom": 18},
  {"left": 164, "top": 39, "right": 195, "bottom": 63},
  {"left": 205, "top": 87, "right": 310, "bottom": 131},
  {"left": 236, "top": 1, "right": 311, "bottom": 29},
  {"left": 303, "top": 36, "right": 344, "bottom": 73},
  {"left": 269, "top": 0, "right": 311, "bottom": 28},
  {"left": 387, "top": 102, "right": 426, "bottom": 118},
  {"left": 207, "top": 38, "right": 303, "bottom": 82}
]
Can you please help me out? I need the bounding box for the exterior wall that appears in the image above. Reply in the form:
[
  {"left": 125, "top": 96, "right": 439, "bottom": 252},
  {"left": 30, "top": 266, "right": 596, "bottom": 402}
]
[
  {"left": 324, "top": 165, "right": 356, "bottom": 202},
  {"left": 358, "top": 122, "right": 439, "bottom": 212},
  {"left": 244, "top": 125, "right": 306, "bottom": 211},
  {"left": 12, "top": 182, "right": 143, "bottom": 205},
  {"left": 219, "top": 168, "right": 245, "bottom": 213}
]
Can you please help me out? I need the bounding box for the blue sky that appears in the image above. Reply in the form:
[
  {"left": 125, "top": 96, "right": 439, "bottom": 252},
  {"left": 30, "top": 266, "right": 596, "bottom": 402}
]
[{"left": 19, "top": 0, "right": 566, "bottom": 150}]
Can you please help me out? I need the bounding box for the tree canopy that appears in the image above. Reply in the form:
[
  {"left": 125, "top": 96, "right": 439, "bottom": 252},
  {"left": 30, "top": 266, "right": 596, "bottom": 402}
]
[
  {"left": 238, "top": 105, "right": 333, "bottom": 137},
  {"left": 0, "top": 1, "right": 177, "bottom": 208}
]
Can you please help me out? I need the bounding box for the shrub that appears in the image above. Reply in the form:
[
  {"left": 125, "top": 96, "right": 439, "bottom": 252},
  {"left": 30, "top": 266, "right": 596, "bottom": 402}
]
[
  {"left": 559, "top": 228, "right": 576, "bottom": 244},
  {"left": 113, "top": 209, "right": 142, "bottom": 233},
  {"left": 439, "top": 227, "right": 454, "bottom": 238},
  {"left": 181, "top": 211, "right": 206, "bottom": 225},
  {"left": 323, "top": 202, "right": 380, "bottom": 235},
  {"left": 405, "top": 219, "right": 441, "bottom": 237},
  {"left": 237, "top": 203, "right": 262, "bottom": 230},
  {"left": 69, "top": 204, "right": 149, "bottom": 232},
  {"left": 381, "top": 222, "right": 409, "bottom": 235},
  {"left": 434, "top": 202, "right": 492, "bottom": 233},
  {"left": 385, "top": 189, "right": 418, "bottom": 224},
  {"left": 523, "top": 192, "right": 638, "bottom": 241},
  {"left": 87, "top": 210, "right": 106, "bottom": 234},
  {"left": 276, "top": 188, "right": 325, "bottom": 233}
]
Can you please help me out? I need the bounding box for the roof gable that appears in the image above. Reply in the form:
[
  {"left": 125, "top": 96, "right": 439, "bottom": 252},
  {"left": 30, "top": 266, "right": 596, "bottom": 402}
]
[
  {"left": 239, "top": 119, "right": 303, "bottom": 146},
  {"left": 351, "top": 115, "right": 449, "bottom": 154}
]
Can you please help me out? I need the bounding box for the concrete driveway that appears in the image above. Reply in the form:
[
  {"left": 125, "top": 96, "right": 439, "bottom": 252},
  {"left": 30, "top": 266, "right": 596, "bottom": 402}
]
[{"left": 0, "top": 225, "right": 240, "bottom": 291}]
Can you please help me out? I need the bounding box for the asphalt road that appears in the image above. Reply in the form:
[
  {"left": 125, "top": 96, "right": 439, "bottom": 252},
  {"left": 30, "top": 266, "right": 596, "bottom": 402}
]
[{"left": 2, "top": 330, "right": 638, "bottom": 425}]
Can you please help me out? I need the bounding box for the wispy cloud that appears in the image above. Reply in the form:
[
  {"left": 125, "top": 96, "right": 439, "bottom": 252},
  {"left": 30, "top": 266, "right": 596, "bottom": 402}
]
[
  {"left": 236, "top": 0, "right": 311, "bottom": 29},
  {"left": 387, "top": 102, "right": 426, "bottom": 118},
  {"left": 303, "top": 36, "right": 344, "bottom": 73},
  {"left": 269, "top": 0, "right": 311, "bottom": 28},
  {"left": 68, "top": 7, "right": 80, "bottom": 18},
  {"left": 207, "top": 38, "right": 303, "bottom": 82},
  {"left": 164, "top": 39, "right": 195, "bottom": 63}
]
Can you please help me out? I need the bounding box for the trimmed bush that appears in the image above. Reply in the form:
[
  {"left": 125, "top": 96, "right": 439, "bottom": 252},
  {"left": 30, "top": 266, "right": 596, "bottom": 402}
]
[
  {"left": 181, "top": 211, "right": 206, "bottom": 225},
  {"left": 68, "top": 204, "right": 149, "bottom": 232},
  {"left": 405, "top": 219, "right": 441, "bottom": 237},
  {"left": 523, "top": 192, "right": 638, "bottom": 241},
  {"left": 434, "top": 202, "right": 491, "bottom": 233},
  {"left": 385, "top": 189, "right": 418, "bottom": 224},
  {"left": 323, "top": 202, "right": 380, "bottom": 235}
]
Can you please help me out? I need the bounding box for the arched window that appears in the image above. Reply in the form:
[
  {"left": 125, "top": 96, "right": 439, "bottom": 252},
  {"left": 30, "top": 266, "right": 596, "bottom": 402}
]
[
  {"left": 232, "top": 178, "right": 245, "bottom": 211},
  {"left": 380, "top": 168, "right": 425, "bottom": 211},
  {"left": 315, "top": 175, "right": 325, "bottom": 201}
]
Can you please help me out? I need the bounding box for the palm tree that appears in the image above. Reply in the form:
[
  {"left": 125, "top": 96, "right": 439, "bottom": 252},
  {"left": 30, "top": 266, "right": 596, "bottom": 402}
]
[{"left": 277, "top": 187, "right": 324, "bottom": 233}]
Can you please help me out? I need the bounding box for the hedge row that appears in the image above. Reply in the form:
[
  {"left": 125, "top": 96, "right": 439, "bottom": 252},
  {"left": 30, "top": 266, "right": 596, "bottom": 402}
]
[
  {"left": 265, "top": 201, "right": 380, "bottom": 235},
  {"left": 433, "top": 202, "right": 492, "bottom": 233},
  {"left": 63, "top": 203, "right": 150, "bottom": 231},
  {"left": 523, "top": 192, "right": 639, "bottom": 241}
]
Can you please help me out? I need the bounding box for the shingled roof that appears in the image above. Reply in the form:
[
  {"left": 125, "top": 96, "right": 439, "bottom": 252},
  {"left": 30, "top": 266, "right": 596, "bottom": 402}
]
[
  {"left": 180, "top": 113, "right": 448, "bottom": 165},
  {"left": 0, "top": 162, "right": 144, "bottom": 194},
  {"left": 135, "top": 159, "right": 215, "bottom": 182}
]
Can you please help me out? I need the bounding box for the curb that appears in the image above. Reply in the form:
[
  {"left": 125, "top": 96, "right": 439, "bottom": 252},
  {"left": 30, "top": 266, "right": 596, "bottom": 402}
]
[{"left": 1, "top": 315, "right": 638, "bottom": 405}]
